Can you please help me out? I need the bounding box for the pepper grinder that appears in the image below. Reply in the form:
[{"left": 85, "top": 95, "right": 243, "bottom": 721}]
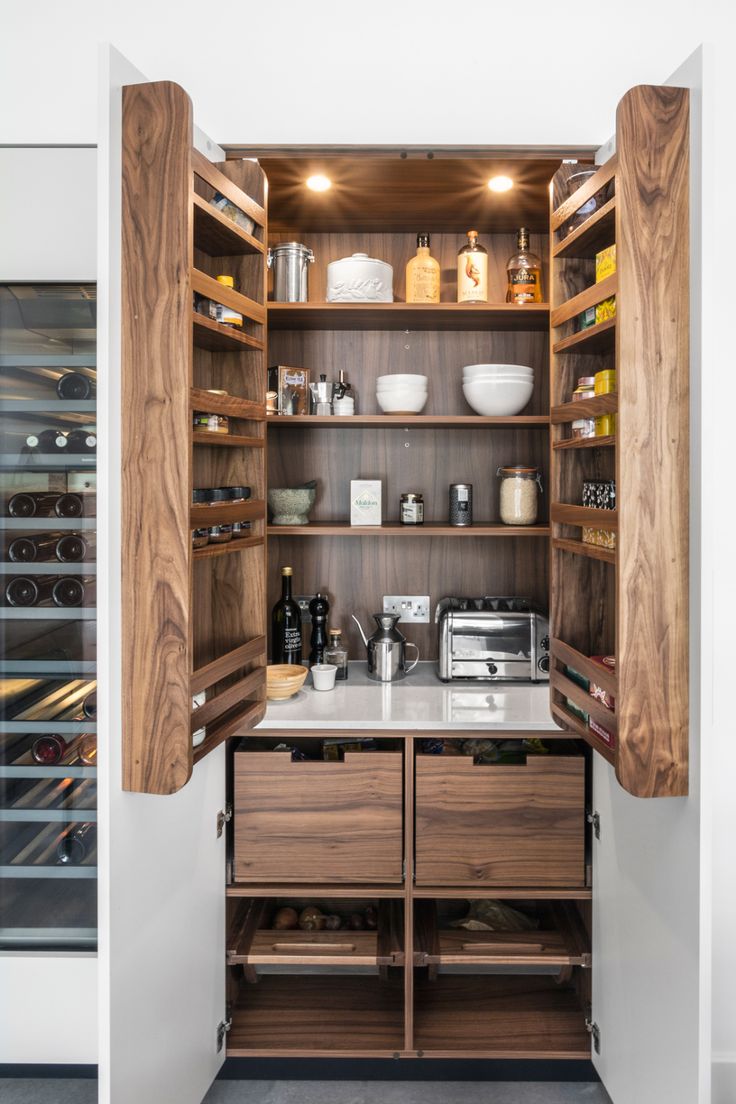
[{"left": 309, "top": 593, "right": 330, "bottom": 665}]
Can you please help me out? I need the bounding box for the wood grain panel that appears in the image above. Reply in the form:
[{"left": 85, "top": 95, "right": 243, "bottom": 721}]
[
  {"left": 233, "top": 751, "right": 404, "bottom": 883},
  {"left": 414, "top": 755, "right": 585, "bottom": 887},
  {"left": 551, "top": 273, "right": 617, "bottom": 328},
  {"left": 551, "top": 156, "right": 617, "bottom": 232},
  {"left": 616, "top": 84, "right": 689, "bottom": 797},
  {"left": 121, "top": 81, "right": 193, "bottom": 794}
]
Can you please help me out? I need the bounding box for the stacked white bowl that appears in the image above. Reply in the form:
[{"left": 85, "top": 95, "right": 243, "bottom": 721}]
[
  {"left": 462, "top": 363, "right": 534, "bottom": 416},
  {"left": 376, "top": 373, "right": 428, "bottom": 414}
]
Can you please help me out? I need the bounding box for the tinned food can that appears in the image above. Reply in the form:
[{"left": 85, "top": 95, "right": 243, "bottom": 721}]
[{"left": 449, "top": 483, "right": 473, "bottom": 527}]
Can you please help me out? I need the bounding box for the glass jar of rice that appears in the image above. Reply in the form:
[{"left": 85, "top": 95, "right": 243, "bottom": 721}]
[{"left": 497, "top": 465, "right": 543, "bottom": 526}]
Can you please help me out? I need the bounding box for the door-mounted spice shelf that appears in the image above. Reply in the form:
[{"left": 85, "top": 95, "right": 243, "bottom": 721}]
[
  {"left": 551, "top": 273, "right": 617, "bottom": 329},
  {"left": 192, "top": 700, "right": 265, "bottom": 765},
  {"left": 191, "top": 635, "right": 267, "bottom": 696},
  {"left": 552, "top": 537, "right": 615, "bottom": 565},
  {"left": 551, "top": 156, "right": 617, "bottom": 240},
  {"left": 192, "top": 535, "right": 264, "bottom": 561},
  {"left": 552, "top": 435, "right": 615, "bottom": 452},
  {"left": 192, "top": 193, "right": 265, "bottom": 257},
  {"left": 192, "top": 314, "right": 265, "bottom": 352},
  {"left": 191, "top": 499, "right": 265, "bottom": 528},
  {"left": 551, "top": 394, "right": 617, "bottom": 423},
  {"left": 550, "top": 504, "right": 617, "bottom": 531},
  {"left": 191, "top": 269, "right": 265, "bottom": 327},
  {"left": 549, "top": 638, "right": 616, "bottom": 766},
  {"left": 552, "top": 195, "right": 616, "bottom": 260},
  {"left": 192, "top": 431, "right": 265, "bottom": 449},
  {"left": 192, "top": 148, "right": 267, "bottom": 236},
  {"left": 552, "top": 319, "right": 616, "bottom": 355}
]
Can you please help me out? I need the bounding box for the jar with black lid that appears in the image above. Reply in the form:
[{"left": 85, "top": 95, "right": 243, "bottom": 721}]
[
  {"left": 205, "top": 488, "right": 232, "bottom": 544},
  {"left": 220, "top": 486, "right": 251, "bottom": 538},
  {"left": 192, "top": 488, "right": 209, "bottom": 549}
]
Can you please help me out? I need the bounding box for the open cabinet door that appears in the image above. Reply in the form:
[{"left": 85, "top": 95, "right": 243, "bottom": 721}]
[{"left": 97, "top": 46, "right": 228, "bottom": 1104}]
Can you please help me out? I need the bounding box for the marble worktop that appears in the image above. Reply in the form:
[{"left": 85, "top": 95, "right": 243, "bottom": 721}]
[{"left": 258, "top": 662, "right": 560, "bottom": 732}]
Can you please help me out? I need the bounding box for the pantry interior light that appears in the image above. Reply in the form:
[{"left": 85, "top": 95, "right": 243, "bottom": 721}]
[
  {"left": 306, "top": 174, "right": 332, "bottom": 192},
  {"left": 488, "top": 175, "right": 514, "bottom": 193}
]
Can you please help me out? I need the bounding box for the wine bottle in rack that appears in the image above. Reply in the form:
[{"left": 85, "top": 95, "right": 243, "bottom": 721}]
[
  {"left": 56, "top": 822, "right": 96, "bottom": 865},
  {"left": 65, "top": 430, "right": 97, "bottom": 454},
  {"left": 82, "top": 691, "right": 96, "bottom": 718},
  {"left": 25, "top": 429, "right": 68, "bottom": 451},
  {"left": 56, "top": 372, "right": 94, "bottom": 400},
  {"left": 51, "top": 577, "right": 89, "bottom": 607},
  {"left": 5, "top": 492, "right": 94, "bottom": 518},
  {"left": 4, "top": 577, "right": 55, "bottom": 607},
  {"left": 77, "top": 734, "right": 97, "bottom": 765},
  {"left": 31, "top": 734, "right": 68, "bottom": 765},
  {"left": 55, "top": 534, "right": 91, "bottom": 562}
]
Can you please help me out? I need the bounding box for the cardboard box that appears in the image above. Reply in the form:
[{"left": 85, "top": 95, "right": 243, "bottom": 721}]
[
  {"left": 350, "top": 480, "right": 382, "bottom": 526},
  {"left": 595, "top": 244, "right": 616, "bottom": 283},
  {"left": 595, "top": 296, "right": 616, "bottom": 325},
  {"left": 268, "top": 365, "right": 310, "bottom": 416}
]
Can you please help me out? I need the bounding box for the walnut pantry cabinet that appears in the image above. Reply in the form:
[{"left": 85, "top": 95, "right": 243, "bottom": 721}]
[{"left": 95, "top": 45, "right": 692, "bottom": 1104}]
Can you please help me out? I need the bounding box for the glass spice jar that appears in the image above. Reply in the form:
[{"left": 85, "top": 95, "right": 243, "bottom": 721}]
[
  {"left": 204, "top": 488, "right": 232, "bottom": 544},
  {"left": 497, "top": 465, "right": 543, "bottom": 526},
  {"left": 192, "top": 411, "right": 229, "bottom": 434},
  {"left": 571, "top": 419, "right": 596, "bottom": 439},
  {"left": 223, "top": 485, "right": 251, "bottom": 538},
  {"left": 192, "top": 488, "right": 209, "bottom": 549},
  {"left": 400, "top": 492, "right": 424, "bottom": 525},
  {"left": 572, "top": 376, "right": 596, "bottom": 402}
]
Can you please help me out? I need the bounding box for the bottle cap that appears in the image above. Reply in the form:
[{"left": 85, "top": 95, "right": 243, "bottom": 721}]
[
  {"left": 222, "top": 486, "right": 250, "bottom": 500},
  {"left": 216, "top": 274, "right": 235, "bottom": 288},
  {"left": 467, "top": 229, "right": 478, "bottom": 239},
  {"left": 417, "top": 233, "right": 430, "bottom": 247},
  {"left": 281, "top": 566, "right": 293, "bottom": 576},
  {"left": 329, "top": 628, "right": 341, "bottom": 638},
  {"left": 207, "top": 488, "right": 228, "bottom": 502}
]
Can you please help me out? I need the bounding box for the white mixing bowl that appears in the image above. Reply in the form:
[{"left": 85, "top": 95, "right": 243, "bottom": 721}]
[
  {"left": 462, "top": 378, "right": 534, "bottom": 416},
  {"left": 377, "top": 388, "right": 428, "bottom": 413}
]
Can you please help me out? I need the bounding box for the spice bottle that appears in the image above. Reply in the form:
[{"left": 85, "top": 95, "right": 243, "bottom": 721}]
[
  {"left": 222, "top": 486, "right": 251, "bottom": 538},
  {"left": 325, "top": 629, "right": 349, "bottom": 681},
  {"left": 214, "top": 275, "right": 243, "bottom": 328}
]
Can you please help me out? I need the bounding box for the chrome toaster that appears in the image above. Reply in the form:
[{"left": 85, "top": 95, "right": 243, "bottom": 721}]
[{"left": 436, "top": 596, "right": 550, "bottom": 682}]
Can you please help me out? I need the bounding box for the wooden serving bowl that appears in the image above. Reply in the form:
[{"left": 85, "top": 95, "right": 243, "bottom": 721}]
[{"left": 266, "top": 664, "right": 309, "bottom": 701}]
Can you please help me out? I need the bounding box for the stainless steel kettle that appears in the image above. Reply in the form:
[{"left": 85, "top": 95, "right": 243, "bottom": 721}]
[{"left": 351, "top": 613, "right": 419, "bottom": 683}]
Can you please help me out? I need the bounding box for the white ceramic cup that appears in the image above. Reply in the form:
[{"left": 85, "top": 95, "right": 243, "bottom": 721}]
[{"left": 311, "top": 663, "right": 337, "bottom": 691}]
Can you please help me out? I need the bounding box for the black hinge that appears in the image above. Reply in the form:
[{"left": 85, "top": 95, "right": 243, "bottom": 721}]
[
  {"left": 585, "top": 1017, "right": 601, "bottom": 1054},
  {"left": 217, "top": 802, "right": 233, "bottom": 839},
  {"left": 587, "top": 810, "right": 601, "bottom": 840},
  {"left": 217, "top": 1016, "right": 232, "bottom": 1053}
]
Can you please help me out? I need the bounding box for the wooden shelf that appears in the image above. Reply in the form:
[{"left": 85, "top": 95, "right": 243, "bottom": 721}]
[
  {"left": 551, "top": 274, "right": 617, "bottom": 329},
  {"left": 191, "top": 498, "right": 265, "bottom": 528},
  {"left": 553, "top": 434, "right": 615, "bottom": 451},
  {"left": 191, "top": 635, "right": 267, "bottom": 695},
  {"left": 551, "top": 155, "right": 617, "bottom": 233},
  {"left": 227, "top": 975, "right": 405, "bottom": 1057},
  {"left": 553, "top": 317, "right": 616, "bottom": 355},
  {"left": 227, "top": 883, "right": 407, "bottom": 899},
  {"left": 267, "top": 414, "right": 550, "bottom": 428},
  {"left": 553, "top": 196, "right": 616, "bottom": 259},
  {"left": 192, "top": 193, "right": 264, "bottom": 257},
  {"left": 552, "top": 537, "right": 616, "bottom": 564},
  {"left": 192, "top": 699, "right": 265, "bottom": 765},
  {"left": 411, "top": 885, "right": 592, "bottom": 900},
  {"left": 190, "top": 388, "right": 265, "bottom": 421},
  {"left": 192, "top": 314, "right": 264, "bottom": 352},
  {"left": 192, "top": 430, "right": 265, "bottom": 449},
  {"left": 551, "top": 701, "right": 616, "bottom": 767},
  {"left": 551, "top": 393, "right": 617, "bottom": 424},
  {"left": 268, "top": 522, "right": 551, "bottom": 538},
  {"left": 192, "top": 148, "right": 267, "bottom": 231},
  {"left": 551, "top": 503, "right": 617, "bottom": 531},
  {"left": 267, "top": 301, "right": 550, "bottom": 332},
  {"left": 413, "top": 975, "right": 589, "bottom": 1058},
  {"left": 192, "top": 268, "right": 265, "bottom": 326},
  {"left": 192, "top": 535, "right": 264, "bottom": 561}
]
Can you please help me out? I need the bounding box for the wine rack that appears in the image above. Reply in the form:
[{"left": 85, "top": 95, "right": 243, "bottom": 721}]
[{"left": 0, "top": 285, "right": 98, "bottom": 949}]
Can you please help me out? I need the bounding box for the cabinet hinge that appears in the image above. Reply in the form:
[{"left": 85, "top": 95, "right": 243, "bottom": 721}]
[
  {"left": 217, "top": 802, "right": 233, "bottom": 839},
  {"left": 217, "top": 1016, "right": 232, "bottom": 1053},
  {"left": 585, "top": 1017, "right": 601, "bottom": 1054},
  {"left": 587, "top": 810, "right": 601, "bottom": 840}
]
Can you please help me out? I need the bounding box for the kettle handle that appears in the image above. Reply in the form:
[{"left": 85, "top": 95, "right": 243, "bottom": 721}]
[{"left": 405, "top": 642, "right": 420, "bottom": 674}]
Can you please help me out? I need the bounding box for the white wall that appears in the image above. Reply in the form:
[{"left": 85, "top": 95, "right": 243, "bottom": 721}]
[{"left": 0, "top": 0, "right": 724, "bottom": 148}]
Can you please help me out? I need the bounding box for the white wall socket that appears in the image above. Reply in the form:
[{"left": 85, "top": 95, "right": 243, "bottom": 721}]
[{"left": 382, "top": 595, "right": 431, "bottom": 623}]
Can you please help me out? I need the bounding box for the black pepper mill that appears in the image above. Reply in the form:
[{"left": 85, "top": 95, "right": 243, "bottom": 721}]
[{"left": 309, "top": 593, "right": 330, "bottom": 665}]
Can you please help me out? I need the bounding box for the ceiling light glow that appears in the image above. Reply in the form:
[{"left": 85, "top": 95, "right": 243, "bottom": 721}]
[
  {"left": 306, "top": 174, "right": 332, "bottom": 192},
  {"left": 488, "top": 175, "right": 514, "bottom": 193}
]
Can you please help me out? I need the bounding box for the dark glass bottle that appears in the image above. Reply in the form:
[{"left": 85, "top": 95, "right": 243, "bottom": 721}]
[
  {"left": 56, "top": 822, "right": 96, "bottom": 865},
  {"left": 25, "top": 429, "right": 68, "bottom": 451},
  {"left": 56, "top": 372, "right": 93, "bottom": 400},
  {"left": 55, "top": 535, "right": 89, "bottom": 562},
  {"left": 6, "top": 492, "right": 87, "bottom": 518},
  {"left": 308, "top": 592, "right": 330, "bottom": 665},
  {"left": 65, "top": 430, "right": 97, "bottom": 453},
  {"left": 4, "top": 577, "right": 52, "bottom": 607},
  {"left": 82, "top": 691, "right": 97, "bottom": 719},
  {"left": 52, "top": 577, "right": 86, "bottom": 607},
  {"left": 31, "top": 734, "right": 68, "bottom": 764},
  {"left": 271, "top": 566, "right": 302, "bottom": 664}
]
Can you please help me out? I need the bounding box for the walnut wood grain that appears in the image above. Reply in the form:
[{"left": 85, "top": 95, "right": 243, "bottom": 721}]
[
  {"left": 192, "top": 699, "right": 266, "bottom": 765},
  {"left": 191, "top": 268, "right": 265, "bottom": 326},
  {"left": 192, "top": 193, "right": 264, "bottom": 257},
  {"left": 192, "top": 535, "right": 265, "bottom": 562},
  {"left": 551, "top": 273, "right": 617, "bottom": 329},
  {"left": 550, "top": 702, "right": 616, "bottom": 766},
  {"left": 551, "top": 393, "right": 617, "bottom": 423},
  {"left": 192, "top": 147, "right": 267, "bottom": 229},
  {"left": 550, "top": 504, "right": 617, "bottom": 530},
  {"left": 551, "top": 669, "right": 617, "bottom": 733},
  {"left": 121, "top": 81, "right": 193, "bottom": 794},
  {"left": 550, "top": 637, "right": 616, "bottom": 695},
  {"left": 233, "top": 751, "right": 404, "bottom": 883},
  {"left": 552, "top": 196, "right": 616, "bottom": 259},
  {"left": 268, "top": 302, "right": 549, "bottom": 331},
  {"left": 552, "top": 537, "right": 616, "bottom": 565},
  {"left": 414, "top": 756, "right": 585, "bottom": 887},
  {"left": 190, "top": 387, "right": 265, "bottom": 421},
  {"left": 551, "top": 156, "right": 617, "bottom": 233},
  {"left": 615, "top": 84, "right": 689, "bottom": 797},
  {"left": 190, "top": 668, "right": 264, "bottom": 731},
  {"left": 192, "top": 313, "right": 265, "bottom": 352},
  {"left": 552, "top": 318, "right": 616, "bottom": 355},
  {"left": 553, "top": 434, "right": 615, "bottom": 451}
]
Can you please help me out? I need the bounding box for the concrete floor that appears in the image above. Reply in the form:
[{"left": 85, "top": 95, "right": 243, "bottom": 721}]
[{"left": 0, "top": 1080, "right": 612, "bottom": 1104}]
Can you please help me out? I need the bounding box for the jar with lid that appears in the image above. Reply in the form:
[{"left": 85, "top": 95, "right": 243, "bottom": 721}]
[
  {"left": 400, "top": 492, "right": 424, "bottom": 525},
  {"left": 571, "top": 419, "right": 596, "bottom": 439},
  {"left": 204, "top": 488, "right": 233, "bottom": 543},
  {"left": 324, "top": 629, "right": 348, "bottom": 681},
  {"left": 572, "top": 376, "right": 596, "bottom": 402},
  {"left": 497, "top": 466, "right": 543, "bottom": 526},
  {"left": 191, "top": 488, "right": 209, "bottom": 549},
  {"left": 214, "top": 275, "right": 243, "bottom": 328},
  {"left": 221, "top": 486, "right": 251, "bottom": 539}
]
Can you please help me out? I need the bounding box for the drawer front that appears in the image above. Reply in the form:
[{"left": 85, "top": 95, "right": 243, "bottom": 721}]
[
  {"left": 233, "top": 751, "right": 403, "bottom": 883},
  {"left": 415, "top": 756, "right": 585, "bottom": 887}
]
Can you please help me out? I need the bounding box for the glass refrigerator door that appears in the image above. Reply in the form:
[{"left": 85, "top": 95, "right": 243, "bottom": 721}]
[{"left": 0, "top": 284, "right": 97, "bottom": 950}]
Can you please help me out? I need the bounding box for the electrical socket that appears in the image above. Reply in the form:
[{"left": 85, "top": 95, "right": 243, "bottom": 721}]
[
  {"left": 295, "top": 595, "right": 315, "bottom": 623},
  {"left": 382, "top": 595, "right": 431, "bottom": 623}
]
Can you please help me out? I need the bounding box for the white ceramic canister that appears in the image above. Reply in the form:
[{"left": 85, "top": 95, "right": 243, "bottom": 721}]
[{"left": 326, "top": 253, "right": 394, "bottom": 302}]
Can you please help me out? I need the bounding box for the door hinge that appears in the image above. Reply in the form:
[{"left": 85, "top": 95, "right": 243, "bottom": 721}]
[
  {"left": 585, "top": 1017, "right": 601, "bottom": 1054},
  {"left": 587, "top": 810, "right": 601, "bottom": 840},
  {"left": 217, "top": 802, "right": 233, "bottom": 839},
  {"left": 217, "top": 1016, "right": 232, "bottom": 1053}
]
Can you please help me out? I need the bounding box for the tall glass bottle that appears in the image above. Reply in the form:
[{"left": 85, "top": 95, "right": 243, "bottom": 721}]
[
  {"left": 271, "top": 566, "right": 302, "bottom": 664},
  {"left": 457, "top": 230, "right": 488, "bottom": 304},
  {"left": 506, "top": 228, "right": 543, "bottom": 303},
  {"left": 406, "top": 233, "right": 440, "bottom": 303}
]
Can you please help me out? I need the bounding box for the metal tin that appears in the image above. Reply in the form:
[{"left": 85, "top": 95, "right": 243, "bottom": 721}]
[
  {"left": 594, "top": 369, "right": 617, "bottom": 395},
  {"left": 400, "top": 492, "right": 424, "bottom": 525},
  {"left": 449, "top": 483, "right": 473, "bottom": 527},
  {"left": 267, "top": 242, "right": 315, "bottom": 302}
]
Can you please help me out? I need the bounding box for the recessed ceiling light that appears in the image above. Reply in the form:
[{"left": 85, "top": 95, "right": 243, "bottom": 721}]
[
  {"left": 306, "top": 174, "right": 332, "bottom": 192},
  {"left": 488, "top": 175, "right": 514, "bottom": 193}
]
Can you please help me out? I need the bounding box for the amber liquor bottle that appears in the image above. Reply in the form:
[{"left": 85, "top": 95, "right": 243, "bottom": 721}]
[{"left": 506, "top": 228, "right": 543, "bottom": 303}]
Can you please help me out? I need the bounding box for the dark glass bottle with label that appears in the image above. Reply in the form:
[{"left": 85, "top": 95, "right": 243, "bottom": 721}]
[
  {"left": 25, "top": 429, "right": 68, "bottom": 451},
  {"left": 65, "top": 430, "right": 97, "bottom": 453},
  {"left": 271, "top": 566, "right": 302, "bottom": 665}
]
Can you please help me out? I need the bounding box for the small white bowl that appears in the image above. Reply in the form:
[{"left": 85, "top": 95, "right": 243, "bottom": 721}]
[
  {"left": 463, "top": 374, "right": 533, "bottom": 384},
  {"left": 462, "top": 378, "right": 534, "bottom": 416},
  {"left": 463, "top": 363, "right": 534, "bottom": 377},
  {"left": 377, "top": 389, "right": 428, "bottom": 413},
  {"left": 376, "top": 374, "right": 428, "bottom": 386},
  {"left": 311, "top": 663, "right": 337, "bottom": 691}
]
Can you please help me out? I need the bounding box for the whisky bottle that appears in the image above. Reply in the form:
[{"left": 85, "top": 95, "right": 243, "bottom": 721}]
[
  {"left": 271, "top": 566, "right": 302, "bottom": 664},
  {"left": 406, "top": 233, "right": 440, "bottom": 303},
  {"left": 506, "top": 228, "right": 543, "bottom": 304},
  {"left": 457, "top": 230, "right": 488, "bottom": 304}
]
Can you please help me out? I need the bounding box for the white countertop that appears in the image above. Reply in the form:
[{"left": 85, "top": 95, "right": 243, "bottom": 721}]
[{"left": 258, "top": 662, "right": 560, "bottom": 732}]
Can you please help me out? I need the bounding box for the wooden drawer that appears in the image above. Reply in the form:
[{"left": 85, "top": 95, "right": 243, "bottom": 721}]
[
  {"left": 414, "top": 755, "right": 585, "bottom": 887},
  {"left": 233, "top": 751, "right": 403, "bottom": 883}
]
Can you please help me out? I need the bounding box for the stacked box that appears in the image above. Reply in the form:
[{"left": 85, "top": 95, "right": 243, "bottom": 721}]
[
  {"left": 268, "top": 365, "right": 310, "bottom": 415},
  {"left": 595, "top": 245, "right": 616, "bottom": 282}
]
